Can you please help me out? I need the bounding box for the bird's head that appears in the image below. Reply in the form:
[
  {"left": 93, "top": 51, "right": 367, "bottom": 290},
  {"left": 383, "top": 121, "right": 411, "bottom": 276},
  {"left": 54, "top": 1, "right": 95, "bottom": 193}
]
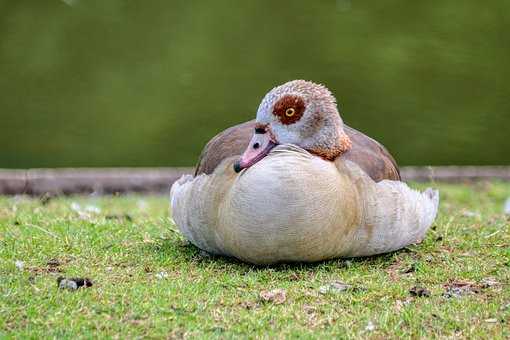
[{"left": 234, "top": 80, "right": 351, "bottom": 172}]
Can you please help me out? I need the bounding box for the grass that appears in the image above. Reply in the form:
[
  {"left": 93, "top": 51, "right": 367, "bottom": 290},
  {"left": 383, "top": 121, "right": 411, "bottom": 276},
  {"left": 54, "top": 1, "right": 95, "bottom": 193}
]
[{"left": 0, "top": 182, "right": 509, "bottom": 338}]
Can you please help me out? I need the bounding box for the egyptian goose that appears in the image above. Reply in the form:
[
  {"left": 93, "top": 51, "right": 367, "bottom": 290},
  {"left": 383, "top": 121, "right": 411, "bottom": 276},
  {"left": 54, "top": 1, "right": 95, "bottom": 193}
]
[{"left": 171, "top": 80, "right": 439, "bottom": 264}]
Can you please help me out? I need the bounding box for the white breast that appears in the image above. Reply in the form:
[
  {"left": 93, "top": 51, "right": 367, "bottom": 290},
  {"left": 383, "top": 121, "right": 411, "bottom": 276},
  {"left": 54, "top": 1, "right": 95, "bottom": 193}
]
[{"left": 217, "top": 145, "right": 361, "bottom": 263}]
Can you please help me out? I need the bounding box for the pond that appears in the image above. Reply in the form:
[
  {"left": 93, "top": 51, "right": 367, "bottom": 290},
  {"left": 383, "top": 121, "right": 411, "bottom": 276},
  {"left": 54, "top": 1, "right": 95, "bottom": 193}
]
[{"left": 1, "top": 1, "right": 509, "bottom": 167}]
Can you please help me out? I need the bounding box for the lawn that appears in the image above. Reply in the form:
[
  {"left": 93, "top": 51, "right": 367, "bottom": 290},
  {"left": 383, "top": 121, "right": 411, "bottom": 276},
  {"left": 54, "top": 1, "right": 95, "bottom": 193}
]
[{"left": 0, "top": 182, "right": 509, "bottom": 338}]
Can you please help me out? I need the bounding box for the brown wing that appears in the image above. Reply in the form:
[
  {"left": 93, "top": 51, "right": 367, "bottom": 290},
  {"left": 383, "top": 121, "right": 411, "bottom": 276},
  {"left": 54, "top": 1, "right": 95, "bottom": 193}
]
[
  {"left": 195, "top": 120, "right": 400, "bottom": 181},
  {"left": 341, "top": 125, "right": 401, "bottom": 182},
  {"left": 194, "top": 120, "right": 255, "bottom": 176}
]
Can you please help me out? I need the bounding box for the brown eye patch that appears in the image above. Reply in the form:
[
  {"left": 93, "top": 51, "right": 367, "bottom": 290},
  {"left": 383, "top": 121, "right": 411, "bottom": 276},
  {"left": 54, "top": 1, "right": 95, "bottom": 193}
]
[{"left": 272, "top": 95, "right": 305, "bottom": 125}]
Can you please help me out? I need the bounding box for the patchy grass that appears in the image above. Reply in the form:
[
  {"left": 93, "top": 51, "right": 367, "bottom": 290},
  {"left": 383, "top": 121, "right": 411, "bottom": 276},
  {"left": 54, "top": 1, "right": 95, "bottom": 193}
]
[{"left": 0, "top": 182, "right": 509, "bottom": 338}]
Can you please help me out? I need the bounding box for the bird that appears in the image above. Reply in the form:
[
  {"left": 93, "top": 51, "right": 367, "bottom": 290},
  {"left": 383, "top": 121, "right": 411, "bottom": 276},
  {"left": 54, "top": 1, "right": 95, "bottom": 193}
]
[{"left": 171, "top": 80, "right": 439, "bottom": 265}]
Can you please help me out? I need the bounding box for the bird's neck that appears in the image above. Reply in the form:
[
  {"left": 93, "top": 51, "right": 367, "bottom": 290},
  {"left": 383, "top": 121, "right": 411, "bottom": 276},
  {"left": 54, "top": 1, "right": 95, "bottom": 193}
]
[{"left": 304, "top": 117, "right": 352, "bottom": 161}]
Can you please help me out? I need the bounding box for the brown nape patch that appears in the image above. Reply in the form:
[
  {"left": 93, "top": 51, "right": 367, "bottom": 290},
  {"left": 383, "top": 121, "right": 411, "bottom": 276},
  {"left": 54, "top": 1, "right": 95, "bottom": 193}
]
[
  {"left": 308, "top": 134, "right": 352, "bottom": 161},
  {"left": 272, "top": 95, "right": 305, "bottom": 125}
]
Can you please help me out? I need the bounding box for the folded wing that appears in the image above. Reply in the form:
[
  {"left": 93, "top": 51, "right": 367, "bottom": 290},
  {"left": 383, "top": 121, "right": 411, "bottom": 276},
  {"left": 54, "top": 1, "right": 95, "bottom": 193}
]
[{"left": 341, "top": 160, "right": 439, "bottom": 257}]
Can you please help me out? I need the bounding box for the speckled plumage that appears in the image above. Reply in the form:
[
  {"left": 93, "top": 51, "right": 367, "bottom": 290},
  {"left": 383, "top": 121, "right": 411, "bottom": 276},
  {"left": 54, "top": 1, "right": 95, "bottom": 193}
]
[{"left": 256, "top": 80, "right": 351, "bottom": 159}]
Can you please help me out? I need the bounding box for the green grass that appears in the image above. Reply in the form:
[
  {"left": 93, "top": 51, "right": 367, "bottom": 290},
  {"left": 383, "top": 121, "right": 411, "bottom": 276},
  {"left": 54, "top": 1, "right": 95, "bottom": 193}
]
[{"left": 1, "top": 182, "right": 509, "bottom": 338}]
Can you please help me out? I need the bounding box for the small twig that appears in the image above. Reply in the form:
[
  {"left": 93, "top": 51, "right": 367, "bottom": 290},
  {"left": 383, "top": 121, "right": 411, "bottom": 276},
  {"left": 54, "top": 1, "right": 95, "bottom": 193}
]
[
  {"left": 25, "top": 223, "right": 59, "bottom": 239},
  {"left": 484, "top": 230, "right": 501, "bottom": 239}
]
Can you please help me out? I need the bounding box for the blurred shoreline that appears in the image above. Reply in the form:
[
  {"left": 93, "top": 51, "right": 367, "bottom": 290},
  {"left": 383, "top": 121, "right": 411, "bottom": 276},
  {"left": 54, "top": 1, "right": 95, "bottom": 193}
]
[{"left": 1, "top": 166, "right": 509, "bottom": 195}]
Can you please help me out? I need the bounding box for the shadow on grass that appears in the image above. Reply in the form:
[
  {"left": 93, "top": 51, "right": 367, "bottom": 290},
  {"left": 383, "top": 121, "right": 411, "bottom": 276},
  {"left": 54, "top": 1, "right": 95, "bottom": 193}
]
[{"left": 141, "top": 231, "right": 418, "bottom": 273}]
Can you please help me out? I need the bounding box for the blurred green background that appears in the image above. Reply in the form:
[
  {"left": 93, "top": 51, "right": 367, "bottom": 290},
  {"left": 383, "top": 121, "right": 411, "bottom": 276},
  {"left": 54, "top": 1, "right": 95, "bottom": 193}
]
[{"left": 1, "top": 0, "right": 509, "bottom": 168}]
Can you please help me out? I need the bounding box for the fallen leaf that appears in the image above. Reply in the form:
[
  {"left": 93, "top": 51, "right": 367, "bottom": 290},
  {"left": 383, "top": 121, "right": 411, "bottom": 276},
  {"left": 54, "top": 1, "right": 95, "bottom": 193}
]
[
  {"left": 443, "top": 281, "right": 480, "bottom": 298},
  {"left": 401, "top": 263, "right": 416, "bottom": 274},
  {"left": 57, "top": 277, "right": 93, "bottom": 290},
  {"left": 394, "top": 298, "right": 413, "bottom": 312},
  {"left": 480, "top": 277, "right": 500, "bottom": 288},
  {"left": 70, "top": 202, "right": 101, "bottom": 219},
  {"left": 365, "top": 320, "right": 376, "bottom": 331},
  {"left": 303, "top": 304, "right": 316, "bottom": 315},
  {"left": 143, "top": 234, "right": 154, "bottom": 244},
  {"left": 15, "top": 260, "right": 24, "bottom": 270},
  {"left": 47, "top": 258, "right": 61, "bottom": 267},
  {"left": 461, "top": 210, "right": 481, "bottom": 218},
  {"left": 319, "top": 281, "right": 352, "bottom": 295},
  {"left": 409, "top": 286, "right": 431, "bottom": 297},
  {"left": 259, "top": 289, "right": 286, "bottom": 304},
  {"left": 155, "top": 271, "right": 168, "bottom": 279},
  {"left": 239, "top": 301, "right": 257, "bottom": 310},
  {"left": 288, "top": 273, "right": 301, "bottom": 281}
]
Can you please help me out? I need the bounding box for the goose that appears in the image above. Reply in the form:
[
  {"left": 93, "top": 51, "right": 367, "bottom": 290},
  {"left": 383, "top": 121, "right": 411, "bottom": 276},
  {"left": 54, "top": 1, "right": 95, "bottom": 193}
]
[{"left": 170, "top": 80, "right": 439, "bottom": 265}]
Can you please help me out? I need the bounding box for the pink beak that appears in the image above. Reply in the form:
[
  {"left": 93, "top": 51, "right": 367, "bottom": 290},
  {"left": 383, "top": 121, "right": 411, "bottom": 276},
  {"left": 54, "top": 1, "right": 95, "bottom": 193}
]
[{"left": 234, "top": 129, "right": 277, "bottom": 173}]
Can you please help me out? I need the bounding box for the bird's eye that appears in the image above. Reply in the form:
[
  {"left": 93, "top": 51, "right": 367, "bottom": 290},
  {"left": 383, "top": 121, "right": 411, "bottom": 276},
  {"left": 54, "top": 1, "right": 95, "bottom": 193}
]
[
  {"left": 272, "top": 95, "right": 305, "bottom": 125},
  {"left": 285, "top": 108, "right": 295, "bottom": 117}
]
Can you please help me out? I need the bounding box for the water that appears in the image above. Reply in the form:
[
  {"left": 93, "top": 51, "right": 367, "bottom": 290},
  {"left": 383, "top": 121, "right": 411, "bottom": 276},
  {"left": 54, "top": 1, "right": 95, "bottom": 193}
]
[{"left": 1, "top": 0, "right": 509, "bottom": 168}]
